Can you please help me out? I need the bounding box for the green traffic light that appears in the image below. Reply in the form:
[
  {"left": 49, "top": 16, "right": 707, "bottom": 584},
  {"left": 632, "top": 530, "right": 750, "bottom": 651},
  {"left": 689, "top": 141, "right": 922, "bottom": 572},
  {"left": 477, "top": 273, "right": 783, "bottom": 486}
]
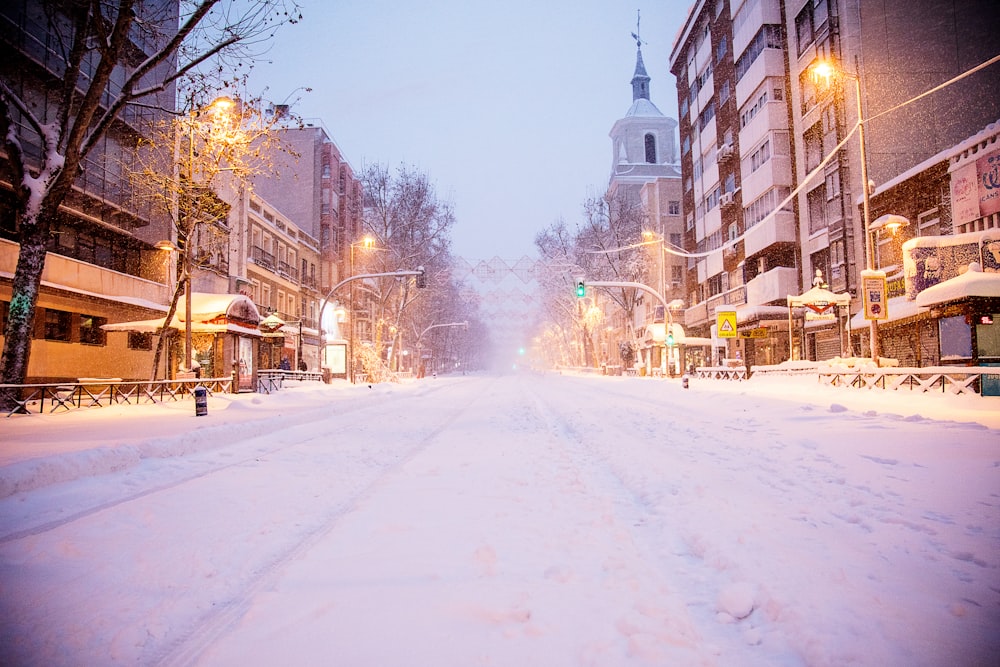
[{"left": 576, "top": 281, "right": 585, "bottom": 298}]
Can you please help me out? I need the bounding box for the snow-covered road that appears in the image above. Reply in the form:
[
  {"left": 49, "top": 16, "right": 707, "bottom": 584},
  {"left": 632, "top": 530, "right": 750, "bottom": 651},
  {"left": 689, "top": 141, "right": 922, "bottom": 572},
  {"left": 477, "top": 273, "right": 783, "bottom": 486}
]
[{"left": 1, "top": 373, "right": 998, "bottom": 666}]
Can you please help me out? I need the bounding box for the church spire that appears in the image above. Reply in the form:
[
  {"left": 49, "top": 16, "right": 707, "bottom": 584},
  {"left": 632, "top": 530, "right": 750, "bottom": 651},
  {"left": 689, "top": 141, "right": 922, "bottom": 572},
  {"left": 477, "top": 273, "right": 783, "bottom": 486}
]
[{"left": 630, "top": 10, "right": 651, "bottom": 102}]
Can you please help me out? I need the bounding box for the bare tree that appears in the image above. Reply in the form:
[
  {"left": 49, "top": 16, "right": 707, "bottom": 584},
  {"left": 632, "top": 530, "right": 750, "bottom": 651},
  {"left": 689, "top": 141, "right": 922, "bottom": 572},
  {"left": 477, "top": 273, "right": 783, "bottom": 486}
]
[
  {"left": 128, "top": 94, "right": 290, "bottom": 379},
  {"left": 358, "top": 163, "right": 454, "bottom": 375},
  {"left": 0, "top": 0, "right": 301, "bottom": 404},
  {"left": 576, "top": 192, "right": 649, "bottom": 357}
]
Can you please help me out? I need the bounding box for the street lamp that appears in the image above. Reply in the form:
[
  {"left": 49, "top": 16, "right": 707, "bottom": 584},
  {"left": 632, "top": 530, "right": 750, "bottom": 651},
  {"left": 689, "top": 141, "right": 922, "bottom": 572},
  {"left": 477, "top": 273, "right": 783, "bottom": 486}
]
[
  {"left": 164, "top": 95, "right": 238, "bottom": 375},
  {"left": 642, "top": 230, "right": 667, "bottom": 375},
  {"left": 349, "top": 236, "right": 380, "bottom": 383},
  {"left": 811, "top": 58, "right": 880, "bottom": 362}
]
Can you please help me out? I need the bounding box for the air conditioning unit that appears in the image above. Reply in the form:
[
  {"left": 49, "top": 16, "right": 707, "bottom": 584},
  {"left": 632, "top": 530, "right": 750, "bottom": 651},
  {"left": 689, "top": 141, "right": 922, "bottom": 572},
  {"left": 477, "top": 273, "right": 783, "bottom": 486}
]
[
  {"left": 720, "top": 192, "right": 734, "bottom": 207},
  {"left": 718, "top": 143, "right": 734, "bottom": 161}
]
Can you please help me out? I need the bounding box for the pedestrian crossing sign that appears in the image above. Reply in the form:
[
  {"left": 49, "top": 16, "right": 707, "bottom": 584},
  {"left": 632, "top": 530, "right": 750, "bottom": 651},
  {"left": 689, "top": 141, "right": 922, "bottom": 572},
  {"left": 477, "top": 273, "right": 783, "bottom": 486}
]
[{"left": 717, "top": 311, "right": 738, "bottom": 338}]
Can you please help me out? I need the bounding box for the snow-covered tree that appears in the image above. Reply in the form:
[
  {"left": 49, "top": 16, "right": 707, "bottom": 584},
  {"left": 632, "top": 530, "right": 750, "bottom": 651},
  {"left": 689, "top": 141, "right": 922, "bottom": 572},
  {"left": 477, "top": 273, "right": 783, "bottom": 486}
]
[
  {"left": 358, "top": 163, "right": 455, "bottom": 372},
  {"left": 0, "top": 0, "right": 300, "bottom": 405},
  {"left": 128, "top": 93, "right": 290, "bottom": 379}
]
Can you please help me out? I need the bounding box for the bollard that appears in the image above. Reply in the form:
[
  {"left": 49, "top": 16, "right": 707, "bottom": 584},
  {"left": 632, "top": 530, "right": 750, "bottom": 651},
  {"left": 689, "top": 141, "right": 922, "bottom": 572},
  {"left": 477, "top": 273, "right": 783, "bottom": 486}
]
[
  {"left": 682, "top": 375, "right": 689, "bottom": 389},
  {"left": 194, "top": 385, "right": 208, "bottom": 416}
]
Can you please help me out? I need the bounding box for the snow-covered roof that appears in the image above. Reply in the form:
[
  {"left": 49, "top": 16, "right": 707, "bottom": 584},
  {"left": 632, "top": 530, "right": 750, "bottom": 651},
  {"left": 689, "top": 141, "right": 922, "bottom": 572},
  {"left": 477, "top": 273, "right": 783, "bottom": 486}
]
[
  {"left": 787, "top": 285, "right": 851, "bottom": 308},
  {"left": 915, "top": 262, "right": 1000, "bottom": 307},
  {"left": 102, "top": 292, "right": 262, "bottom": 336},
  {"left": 624, "top": 98, "right": 665, "bottom": 118}
]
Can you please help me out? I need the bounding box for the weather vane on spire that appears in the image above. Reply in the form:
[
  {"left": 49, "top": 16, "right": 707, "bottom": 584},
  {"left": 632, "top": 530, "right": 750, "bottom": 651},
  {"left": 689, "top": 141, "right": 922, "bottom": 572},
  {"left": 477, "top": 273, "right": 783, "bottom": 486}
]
[{"left": 631, "top": 9, "right": 645, "bottom": 49}]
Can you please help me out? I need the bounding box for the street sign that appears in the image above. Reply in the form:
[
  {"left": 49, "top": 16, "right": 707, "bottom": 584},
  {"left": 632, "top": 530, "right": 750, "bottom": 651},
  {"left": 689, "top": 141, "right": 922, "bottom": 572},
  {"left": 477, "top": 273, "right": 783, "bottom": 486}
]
[
  {"left": 739, "top": 327, "right": 769, "bottom": 339},
  {"left": 863, "top": 274, "right": 888, "bottom": 320},
  {"left": 717, "top": 311, "right": 738, "bottom": 338}
]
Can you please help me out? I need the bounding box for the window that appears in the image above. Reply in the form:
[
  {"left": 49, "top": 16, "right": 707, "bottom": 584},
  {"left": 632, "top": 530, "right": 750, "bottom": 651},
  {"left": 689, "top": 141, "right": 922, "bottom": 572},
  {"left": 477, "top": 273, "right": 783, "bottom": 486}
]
[
  {"left": 804, "top": 123, "right": 823, "bottom": 172},
  {"left": 44, "top": 309, "right": 72, "bottom": 342},
  {"left": 795, "top": 3, "right": 814, "bottom": 55},
  {"left": 322, "top": 163, "right": 331, "bottom": 179},
  {"left": 749, "top": 139, "right": 771, "bottom": 173},
  {"left": 699, "top": 100, "right": 716, "bottom": 131},
  {"left": 672, "top": 265, "right": 684, "bottom": 284},
  {"left": 720, "top": 80, "right": 730, "bottom": 105},
  {"left": 918, "top": 208, "right": 940, "bottom": 236},
  {"left": 735, "top": 25, "right": 784, "bottom": 82},
  {"left": 644, "top": 133, "right": 657, "bottom": 163},
  {"left": 79, "top": 314, "right": 106, "bottom": 346},
  {"left": 716, "top": 35, "right": 727, "bottom": 63},
  {"left": 724, "top": 173, "right": 736, "bottom": 194},
  {"left": 740, "top": 89, "right": 769, "bottom": 128},
  {"left": 807, "top": 185, "right": 827, "bottom": 234},
  {"left": 682, "top": 136, "right": 691, "bottom": 156},
  {"left": 705, "top": 187, "right": 721, "bottom": 211},
  {"left": 670, "top": 232, "right": 682, "bottom": 247},
  {"left": 680, "top": 97, "right": 689, "bottom": 118},
  {"left": 825, "top": 170, "right": 841, "bottom": 200},
  {"left": 939, "top": 316, "right": 972, "bottom": 360},
  {"left": 668, "top": 200, "right": 681, "bottom": 215},
  {"left": 686, "top": 212, "right": 695, "bottom": 230},
  {"left": 128, "top": 332, "right": 152, "bottom": 350}
]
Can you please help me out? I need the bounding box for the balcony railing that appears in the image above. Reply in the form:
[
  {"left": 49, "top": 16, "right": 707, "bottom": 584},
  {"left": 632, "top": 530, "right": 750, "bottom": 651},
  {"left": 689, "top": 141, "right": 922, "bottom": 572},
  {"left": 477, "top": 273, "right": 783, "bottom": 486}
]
[{"left": 251, "top": 246, "right": 275, "bottom": 270}]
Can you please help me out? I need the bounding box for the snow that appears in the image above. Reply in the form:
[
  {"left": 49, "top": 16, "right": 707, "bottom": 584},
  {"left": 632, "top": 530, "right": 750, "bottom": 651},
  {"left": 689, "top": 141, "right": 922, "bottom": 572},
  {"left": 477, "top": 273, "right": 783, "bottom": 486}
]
[{"left": 1, "top": 372, "right": 998, "bottom": 666}]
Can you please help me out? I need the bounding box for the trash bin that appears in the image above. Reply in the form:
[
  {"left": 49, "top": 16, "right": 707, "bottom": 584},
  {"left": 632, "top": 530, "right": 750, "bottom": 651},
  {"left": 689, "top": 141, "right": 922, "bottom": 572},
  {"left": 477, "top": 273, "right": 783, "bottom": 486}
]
[
  {"left": 194, "top": 385, "right": 208, "bottom": 416},
  {"left": 682, "top": 375, "right": 689, "bottom": 389}
]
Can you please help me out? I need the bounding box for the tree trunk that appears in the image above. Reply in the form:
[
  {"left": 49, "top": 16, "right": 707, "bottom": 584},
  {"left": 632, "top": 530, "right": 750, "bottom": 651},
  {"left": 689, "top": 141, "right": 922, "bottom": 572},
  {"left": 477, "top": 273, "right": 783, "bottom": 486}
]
[
  {"left": 149, "top": 274, "right": 187, "bottom": 382},
  {"left": 0, "top": 220, "right": 49, "bottom": 410}
]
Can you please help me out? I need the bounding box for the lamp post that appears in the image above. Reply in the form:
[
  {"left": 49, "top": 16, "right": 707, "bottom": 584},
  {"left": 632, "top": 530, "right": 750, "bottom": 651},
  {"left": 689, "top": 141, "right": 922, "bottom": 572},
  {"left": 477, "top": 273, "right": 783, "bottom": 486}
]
[
  {"left": 163, "top": 96, "right": 237, "bottom": 375},
  {"left": 811, "top": 59, "right": 879, "bottom": 362},
  {"left": 348, "top": 236, "right": 378, "bottom": 383},
  {"left": 642, "top": 230, "right": 667, "bottom": 375}
]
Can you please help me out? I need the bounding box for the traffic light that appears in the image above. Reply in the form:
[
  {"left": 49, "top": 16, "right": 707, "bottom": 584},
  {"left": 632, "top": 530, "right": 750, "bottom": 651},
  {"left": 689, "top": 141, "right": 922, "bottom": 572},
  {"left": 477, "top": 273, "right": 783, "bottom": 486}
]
[
  {"left": 575, "top": 280, "right": 586, "bottom": 298},
  {"left": 666, "top": 332, "right": 675, "bottom": 347},
  {"left": 416, "top": 266, "right": 426, "bottom": 288}
]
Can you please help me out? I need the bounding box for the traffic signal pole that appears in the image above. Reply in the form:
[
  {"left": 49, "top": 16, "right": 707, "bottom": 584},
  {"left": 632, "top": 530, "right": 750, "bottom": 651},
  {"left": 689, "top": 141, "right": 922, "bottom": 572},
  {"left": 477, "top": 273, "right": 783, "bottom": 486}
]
[{"left": 580, "top": 279, "right": 678, "bottom": 375}]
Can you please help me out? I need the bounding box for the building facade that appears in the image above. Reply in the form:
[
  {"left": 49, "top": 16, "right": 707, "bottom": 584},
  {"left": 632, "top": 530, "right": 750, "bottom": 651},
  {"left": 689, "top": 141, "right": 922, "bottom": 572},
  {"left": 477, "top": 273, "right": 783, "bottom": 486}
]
[
  {"left": 607, "top": 39, "right": 685, "bottom": 373},
  {"left": 0, "top": 0, "right": 181, "bottom": 382},
  {"left": 669, "top": 0, "right": 1000, "bottom": 367}
]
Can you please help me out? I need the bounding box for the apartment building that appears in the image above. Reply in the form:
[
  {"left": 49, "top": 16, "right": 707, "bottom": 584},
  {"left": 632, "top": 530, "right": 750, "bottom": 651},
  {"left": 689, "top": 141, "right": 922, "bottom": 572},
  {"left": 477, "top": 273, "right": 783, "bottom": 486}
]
[
  {"left": 250, "top": 124, "right": 363, "bottom": 296},
  {"left": 671, "top": 0, "right": 1000, "bottom": 366},
  {"left": 0, "top": 0, "right": 181, "bottom": 382}
]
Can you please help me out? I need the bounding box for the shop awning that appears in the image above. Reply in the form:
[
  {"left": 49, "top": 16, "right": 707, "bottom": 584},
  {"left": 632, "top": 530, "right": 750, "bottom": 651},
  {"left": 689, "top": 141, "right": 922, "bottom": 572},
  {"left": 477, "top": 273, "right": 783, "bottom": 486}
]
[
  {"left": 102, "top": 292, "right": 263, "bottom": 337},
  {"left": 915, "top": 262, "right": 1000, "bottom": 308}
]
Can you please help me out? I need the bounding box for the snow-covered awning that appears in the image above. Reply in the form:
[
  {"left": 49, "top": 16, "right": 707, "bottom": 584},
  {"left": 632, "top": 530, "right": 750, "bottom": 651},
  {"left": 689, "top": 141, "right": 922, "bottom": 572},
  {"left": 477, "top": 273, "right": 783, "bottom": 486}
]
[
  {"left": 915, "top": 262, "right": 1000, "bottom": 308},
  {"left": 102, "top": 292, "right": 263, "bottom": 337},
  {"left": 849, "top": 295, "right": 928, "bottom": 329},
  {"left": 787, "top": 285, "right": 851, "bottom": 310}
]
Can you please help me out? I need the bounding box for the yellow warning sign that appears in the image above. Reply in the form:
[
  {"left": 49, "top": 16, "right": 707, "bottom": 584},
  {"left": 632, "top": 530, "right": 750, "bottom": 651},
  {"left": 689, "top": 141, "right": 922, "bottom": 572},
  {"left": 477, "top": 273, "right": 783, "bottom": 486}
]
[{"left": 717, "top": 311, "right": 738, "bottom": 338}]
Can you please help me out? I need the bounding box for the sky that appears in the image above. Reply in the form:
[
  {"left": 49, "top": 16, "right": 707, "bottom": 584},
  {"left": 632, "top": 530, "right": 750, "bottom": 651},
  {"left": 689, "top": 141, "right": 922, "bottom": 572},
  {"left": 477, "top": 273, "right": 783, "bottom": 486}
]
[
  {"left": 247, "top": 0, "right": 693, "bottom": 261},
  {"left": 1, "top": 372, "right": 998, "bottom": 664}
]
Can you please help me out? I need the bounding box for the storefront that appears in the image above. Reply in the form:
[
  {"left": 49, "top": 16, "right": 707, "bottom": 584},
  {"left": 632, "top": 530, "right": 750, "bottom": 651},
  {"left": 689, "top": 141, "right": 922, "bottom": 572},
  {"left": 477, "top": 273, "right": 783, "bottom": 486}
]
[{"left": 102, "top": 292, "right": 262, "bottom": 390}]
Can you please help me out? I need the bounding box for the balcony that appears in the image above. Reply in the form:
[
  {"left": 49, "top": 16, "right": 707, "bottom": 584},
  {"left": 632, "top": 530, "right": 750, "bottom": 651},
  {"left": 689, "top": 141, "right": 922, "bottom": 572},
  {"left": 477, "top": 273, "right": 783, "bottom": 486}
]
[
  {"left": 277, "top": 261, "right": 300, "bottom": 283},
  {"left": 251, "top": 246, "right": 275, "bottom": 271},
  {"left": 735, "top": 49, "right": 785, "bottom": 108},
  {"left": 744, "top": 210, "right": 797, "bottom": 257},
  {"left": 740, "top": 154, "right": 793, "bottom": 205},
  {"left": 745, "top": 266, "right": 800, "bottom": 306},
  {"left": 738, "top": 102, "right": 790, "bottom": 152}
]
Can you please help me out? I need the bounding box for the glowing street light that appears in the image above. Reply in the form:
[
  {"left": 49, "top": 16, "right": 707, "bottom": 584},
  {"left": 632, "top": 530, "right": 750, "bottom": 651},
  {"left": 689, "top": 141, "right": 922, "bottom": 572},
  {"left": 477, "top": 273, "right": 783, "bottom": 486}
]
[{"left": 810, "top": 58, "right": 880, "bottom": 362}]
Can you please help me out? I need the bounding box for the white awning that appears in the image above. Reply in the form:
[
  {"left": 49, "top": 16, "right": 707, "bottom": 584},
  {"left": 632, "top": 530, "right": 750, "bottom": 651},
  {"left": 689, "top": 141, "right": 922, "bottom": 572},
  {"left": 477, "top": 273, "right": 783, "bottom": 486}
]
[{"left": 102, "top": 292, "right": 263, "bottom": 337}]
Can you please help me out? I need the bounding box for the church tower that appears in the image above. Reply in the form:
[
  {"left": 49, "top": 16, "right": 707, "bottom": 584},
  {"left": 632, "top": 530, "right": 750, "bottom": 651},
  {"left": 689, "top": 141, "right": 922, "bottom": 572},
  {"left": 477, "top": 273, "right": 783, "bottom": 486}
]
[{"left": 608, "top": 25, "right": 679, "bottom": 201}]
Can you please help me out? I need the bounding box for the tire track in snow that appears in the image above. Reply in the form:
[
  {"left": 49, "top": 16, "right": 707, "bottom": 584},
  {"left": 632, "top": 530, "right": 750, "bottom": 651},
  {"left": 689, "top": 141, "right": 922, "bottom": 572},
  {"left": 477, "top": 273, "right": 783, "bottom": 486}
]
[
  {"left": 153, "top": 377, "right": 494, "bottom": 667},
  {"left": 0, "top": 381, "right": 460, "bottom": 544},
  {"left": 520, "top": 375, "right": 797, "bottom": 664}
]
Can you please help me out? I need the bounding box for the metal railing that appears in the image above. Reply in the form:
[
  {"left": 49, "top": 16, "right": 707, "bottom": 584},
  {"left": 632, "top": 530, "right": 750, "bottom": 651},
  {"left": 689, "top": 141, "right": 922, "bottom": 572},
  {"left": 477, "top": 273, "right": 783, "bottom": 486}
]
[
  {"left": 257, "top": 369, "right": 324, "bottom": 394},
  {"left": 690, "top": 365, "right": 999, "bottom": 397},
  {"left": 1, "top": 377, "right": 234, "bottom": 417}
]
